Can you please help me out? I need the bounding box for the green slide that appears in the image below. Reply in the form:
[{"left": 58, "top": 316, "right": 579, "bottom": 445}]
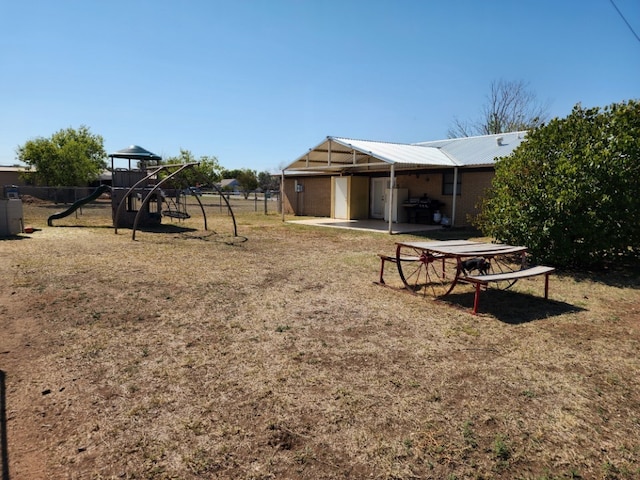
[{"left": 47, "top": 184, "right": 111, "bottom": 226}]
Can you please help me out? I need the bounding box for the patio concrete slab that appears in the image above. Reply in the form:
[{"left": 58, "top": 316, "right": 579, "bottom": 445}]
[{"left": 286, "top": 218, "right": 443, "bottom": 234}]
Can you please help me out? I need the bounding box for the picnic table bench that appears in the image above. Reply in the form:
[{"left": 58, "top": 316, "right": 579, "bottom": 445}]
[
  {"left": 460, "top": 265, "right": 555, "bottom": 314},
  {"left": 380, "top": 240, "right": 555, "bottom": 315}
]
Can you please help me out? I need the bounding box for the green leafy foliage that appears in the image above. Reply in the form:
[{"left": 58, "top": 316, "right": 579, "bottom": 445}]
[
  {"left": 162, "top": 149, "right": 222, "bottom": 187},
  {"left": 476, "top": 100, "right": 640, "bottom": 268},
  {"left": 17, "top": 125, "right": 106, "bottom": 186},
  {"left": 222, "top": 168, "right": 258, "bottom": 198},
  {"left": 257, "top": 170, "right": 279, "bottom": 192}
]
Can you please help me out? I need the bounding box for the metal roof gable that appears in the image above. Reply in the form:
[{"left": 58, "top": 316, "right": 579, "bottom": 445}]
[
  {"left": 283, "top": 131, "right": 528, "bottom": 172},
  {"left": 284, "top": 136, "right": 456, "bottom": 172},
  {"left": 331, "top": 137, "right": 456, "bottom": 166}
]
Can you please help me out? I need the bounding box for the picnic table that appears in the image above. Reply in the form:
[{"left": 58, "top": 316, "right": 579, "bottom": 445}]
[{"left": 390, "top": 240, "right": 555, "bottom": 314}]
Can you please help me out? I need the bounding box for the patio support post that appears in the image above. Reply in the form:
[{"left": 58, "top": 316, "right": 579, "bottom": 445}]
[
  {"left": 388, "top": 163, "right": 395, "bottom": 234},
  {"left": 281, "top": 170, "right": 285, "bottom": 222},
  {"left": 451, "top": 167, "right": 458, "bottom": 227}
]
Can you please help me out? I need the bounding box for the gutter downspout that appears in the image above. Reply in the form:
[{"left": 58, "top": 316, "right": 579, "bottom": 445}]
[
  {"left": 388, "top": 163, "right": 395, "bottom": 234},
  {"left": 451, "top": 167, "right": 458, "bottom": 227}
]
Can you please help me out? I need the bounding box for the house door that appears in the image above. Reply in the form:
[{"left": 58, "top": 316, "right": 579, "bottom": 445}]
[
  {"left": 333, "top": 177, "right": 348, "bottom": 219},
  {"left": 371, "top": 178, "right": 387, "bottom": 219}
]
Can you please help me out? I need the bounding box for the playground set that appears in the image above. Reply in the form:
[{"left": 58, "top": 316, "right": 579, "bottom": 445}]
[{"left": 47, "top": 145, "right": 238, "bottom": 239}]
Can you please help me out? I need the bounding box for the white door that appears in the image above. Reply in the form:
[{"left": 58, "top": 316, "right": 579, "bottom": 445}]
[
  {"left": 371, "top": 178, "right": 387, "bottom": 219},
  {"left": 334, "top": 177, "right": 348, "bottom": 219}
]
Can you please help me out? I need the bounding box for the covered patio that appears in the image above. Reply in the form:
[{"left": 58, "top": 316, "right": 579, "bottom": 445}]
[{"left": 281, "top": 132, "right": 527, "bottom": 234}]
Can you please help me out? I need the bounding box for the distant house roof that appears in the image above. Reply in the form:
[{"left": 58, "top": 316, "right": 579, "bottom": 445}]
[
  {"left": 0, "top": 165, "right": 32, "bottom": 173},
  {"left": 284, "top": 131, "right": 527, "bottom": 173},
  {"left": 218, "top": 178, "right": 239, "bottom": 189},
  {"left": 98, "top": 170, "right": 112, "bottom": 181}
]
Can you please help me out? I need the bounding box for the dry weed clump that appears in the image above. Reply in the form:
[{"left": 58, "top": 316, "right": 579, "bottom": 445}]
[{"left": 1, "top": 200, "right": 639, "bottom": 479}]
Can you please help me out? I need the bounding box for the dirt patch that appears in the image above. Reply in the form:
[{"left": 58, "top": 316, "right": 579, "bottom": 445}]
[
  {"left": 1, "top": 201, "right": 639, "bottom": 479},
  {"left": 18, "top": 195, "right": 48, "bottom": 205}
]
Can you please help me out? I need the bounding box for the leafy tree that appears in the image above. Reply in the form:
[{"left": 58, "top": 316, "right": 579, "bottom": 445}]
[
  {"left": 237, "top": 169, "right": 258, "bottom": 198},
  {"left": 220, "top": 169, "right": 241, "bottom": 181},
  {"left": 449, "top": 79, "right": 549, "bottom": 137},
  {"left": 257, "top": 170, "right": 279, "bottom": 192},
  {"left": 17, "top": 125, "right": 106, "bottom": 186},
  {"left": 163, "top": 149, "right": 222, "bottom": 187},
  {"left": 475, "top": 100, "right": 640, "bottom": 268},
  {"left": 222, "top": 168, "right": 258, "bottom": 198}
]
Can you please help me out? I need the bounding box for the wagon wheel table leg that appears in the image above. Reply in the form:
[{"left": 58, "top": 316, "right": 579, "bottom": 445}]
[
  {"left": 395, "top": 244, "right": 459, "bottom": 297},
  {"left": 484, "top": 252, "right": 526, "bottom": 290}
]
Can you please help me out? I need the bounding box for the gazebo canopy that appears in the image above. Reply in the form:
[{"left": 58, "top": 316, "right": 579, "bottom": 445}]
[{"left": 109, "top": 145, "right": 162, "bottom": 161}]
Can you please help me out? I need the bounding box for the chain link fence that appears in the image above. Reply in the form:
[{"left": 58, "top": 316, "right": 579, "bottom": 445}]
[
  {"left": 190, "top": 191, "right": 281, "bottom": 215},
  {"left": 17, "top": 185, "right": 282, "bottom": 215}
]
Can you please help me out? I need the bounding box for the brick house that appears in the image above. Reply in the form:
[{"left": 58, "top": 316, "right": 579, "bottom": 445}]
[{"left": 281, "top": 131, "right": 526, "bottom": 230}]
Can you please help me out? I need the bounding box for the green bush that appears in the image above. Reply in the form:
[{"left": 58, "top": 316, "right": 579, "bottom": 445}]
[{"left": 476, "top": 100, "right": 640, "bottom": 268}]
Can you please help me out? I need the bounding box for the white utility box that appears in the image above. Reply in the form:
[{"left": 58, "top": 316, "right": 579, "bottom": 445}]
[
  {"left": 0, "top": 199, "right": 24, "bottom": 236},
  {"left": 384, "top": 188, "right": 408, "bottom": 223}
]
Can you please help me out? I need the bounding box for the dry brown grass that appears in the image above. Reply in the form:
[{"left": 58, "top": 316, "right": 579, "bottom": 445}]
[{"left": 1, "top": 199, "right": 639, "bottom": 479}]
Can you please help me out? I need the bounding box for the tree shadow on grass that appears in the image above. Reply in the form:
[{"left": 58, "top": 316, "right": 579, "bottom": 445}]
[
  {"left": 48, "top": 224, "right": 199, "bottom": 234},
  {"left": 569, "top": 268, "right": 640, "bottom": 290},
  {"left": 134, "top": 224, "right": 198, "bottom": 234},
  {"left": 440, "top": 289, "right": 585, "bottom": 324},
  {"left": 412, "top": 227, "right": 482, "bottom": 241}
]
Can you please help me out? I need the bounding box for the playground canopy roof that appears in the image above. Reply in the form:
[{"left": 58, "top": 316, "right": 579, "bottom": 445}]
[{"left": 109, "top": 145, "right": 162, "bottom": 161}]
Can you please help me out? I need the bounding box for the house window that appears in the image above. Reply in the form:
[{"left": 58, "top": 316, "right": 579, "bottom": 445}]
[{"left": 442, "top": 172, "right": 462, "bottom": 195}]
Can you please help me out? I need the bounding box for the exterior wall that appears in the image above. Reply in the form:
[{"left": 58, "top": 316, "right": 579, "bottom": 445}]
[
  {"left": 0, "top": 172, "right": 20, "bottom": 186},
  {"left": 454, "top": 170, "right": 493, "bottom": 226},
  {"left": 0, "top": 169, "right": 27, "bottom": 186},
  {"left": 284, "top": 168, "right": 494, "bottom": 227},
  {"left": 391, "top": 169, "right": 493, "bottom": 227},
  {"left": 282, "top": 176, "right": 331, "bottom": 217},
  {"left": 394, "top": 171, "right": 446, "bottom": 206},
  {"left": 349, "top": 176, "right": 370, "bottom": 219}
]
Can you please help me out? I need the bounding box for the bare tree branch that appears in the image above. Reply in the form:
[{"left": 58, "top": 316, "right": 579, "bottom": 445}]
[{"left": 448, "top": 79, "right": 550, "bottom": 138}]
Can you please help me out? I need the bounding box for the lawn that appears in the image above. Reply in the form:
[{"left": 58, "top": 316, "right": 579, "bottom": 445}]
[{"left": 1, "top": 198, "right": 639, "bottom": 479}]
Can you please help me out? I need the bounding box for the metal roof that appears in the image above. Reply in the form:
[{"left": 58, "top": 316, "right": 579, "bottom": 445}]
[
  {"left": 413, "top": 131, "right": 527, "bottom": 167},
  {"left": 331, "top": 137, "right": 455, "bottom": 166},
  {"left": 284, "top": 131, "right": 527, "bottom": 172}
]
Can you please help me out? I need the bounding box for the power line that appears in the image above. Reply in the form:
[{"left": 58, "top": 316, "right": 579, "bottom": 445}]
[{"left": 609, "top": 0, "right": 640, "bottom": 44}]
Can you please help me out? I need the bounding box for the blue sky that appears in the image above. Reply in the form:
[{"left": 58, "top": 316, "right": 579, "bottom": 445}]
[{"left": 1, "top": 0, "right": 638, "bottom": 173}]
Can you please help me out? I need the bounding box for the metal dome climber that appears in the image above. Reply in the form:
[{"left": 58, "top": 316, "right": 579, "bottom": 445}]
[
  {"left": 109, "top": 145, "right": 238, "bottom": 240},
  {"left": 112, "top": 161, "right": 207, "bottom": 239}
]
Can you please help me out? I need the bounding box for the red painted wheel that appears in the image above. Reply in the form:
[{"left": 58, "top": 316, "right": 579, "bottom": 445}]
[
  {"left": 395, "top": 244, "right": 458, "bottom": 297},
  {"left": 484, "top": 253, "right": 526, "bottom": 290}
]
